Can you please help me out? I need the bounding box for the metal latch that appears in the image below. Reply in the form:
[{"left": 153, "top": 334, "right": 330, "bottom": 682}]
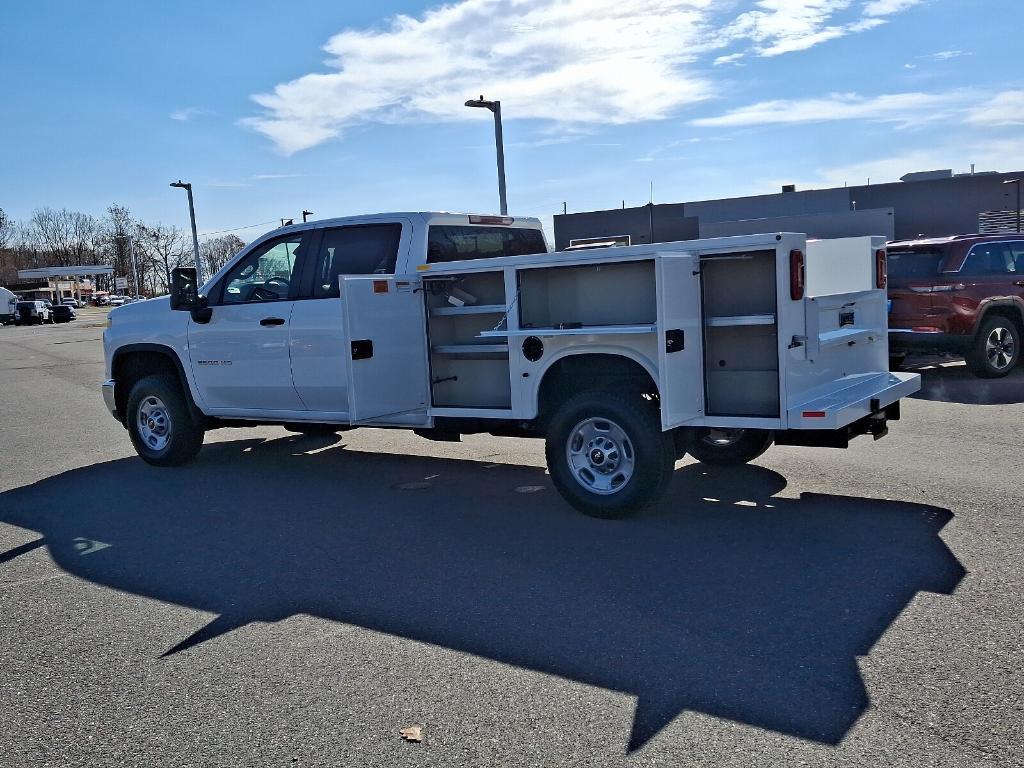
[{"left": 351, "top": 339, "right": 373, "bottom": 360}]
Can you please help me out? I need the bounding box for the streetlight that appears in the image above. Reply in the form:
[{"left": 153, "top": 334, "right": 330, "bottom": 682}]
[
  {"left": 302, "top": 210, "right": 313, "bottom": 223},
  {"left": 1003, "top": 178, "right": 1022, "bottom": 233},
  {"left": 464, "top": 95, "right": 508, "bottom": 215},
  {"left": 169, "top": 180, "right": 204, "bottom": 284}
]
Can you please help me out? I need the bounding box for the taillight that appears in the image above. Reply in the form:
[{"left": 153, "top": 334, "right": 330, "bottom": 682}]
[
  {"left": 875, "top": 249, "right": 887, "bottom": 289},
  {"left": 790, "top": 249, "right": 805, "bottom": 300},
  {"left": 469, "top": 215, "right": 514, "bottom": 225}
]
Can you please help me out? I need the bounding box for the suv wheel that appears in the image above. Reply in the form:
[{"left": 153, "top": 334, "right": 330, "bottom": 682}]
[
  {"left": 126, "top": 374, "right": 205, "bottom": 466},
  {"left": 967, "top": 316, "right": 1020, "bottom": 378},
  {"left": 545, "top": 391, "right": 675, "bottom": 519}
]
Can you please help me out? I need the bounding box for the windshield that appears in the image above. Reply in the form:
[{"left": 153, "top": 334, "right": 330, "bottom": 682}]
[
  {"left": 887, "top": 248, "right": 945, "bottom": 282},
  {"left": 427, "top": 226, "right": 547, "bottom": 263}
]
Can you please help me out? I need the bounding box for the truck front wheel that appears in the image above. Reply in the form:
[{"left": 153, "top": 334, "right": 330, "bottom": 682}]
[
  {"left": 686, "top": 428, "right": 773, "bottom": 466},
  {"left": 545, "top": 391, "right": 675, "bottom": 519},
  {"left": 126, "top": 374, "right": 205, "bottom": 466}
]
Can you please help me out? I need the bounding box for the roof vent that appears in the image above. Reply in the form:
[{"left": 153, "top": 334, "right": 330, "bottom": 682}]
[{"left": 781, "top": 184, "right": 796, "bottom": 193}]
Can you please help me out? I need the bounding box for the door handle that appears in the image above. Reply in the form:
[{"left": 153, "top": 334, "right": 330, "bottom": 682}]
[{"left": 259, "top": 317, "right": 286, "bottom": 326}]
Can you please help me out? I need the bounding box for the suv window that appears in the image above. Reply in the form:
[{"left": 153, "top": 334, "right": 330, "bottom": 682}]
[
  {"left": 962, "top": 243, "right": 1014, "bottom": 276},
  {"left": 1006, "top": 242, "right": 1024, "bottom": 273},
  {"left": 427, "top": 226, "right": 546, "bottom": 263},
  {"left": 887, "top": 248, "right": 944, "bottom": 279},
  {"left": 219, "top": 234, "right": 304, "bottom": 304},
  {"left": 310, "top": 224, "right": 402, "bottom": 299}
]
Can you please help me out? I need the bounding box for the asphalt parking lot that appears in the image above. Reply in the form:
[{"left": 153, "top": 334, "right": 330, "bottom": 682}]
[{"left": 1, "top": 316, "right": 1021, "bottom": 767}]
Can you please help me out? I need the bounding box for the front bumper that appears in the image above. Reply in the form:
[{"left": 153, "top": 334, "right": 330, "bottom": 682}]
[{"left": 101, "top": 379, "right": 118, "bottom": 420}]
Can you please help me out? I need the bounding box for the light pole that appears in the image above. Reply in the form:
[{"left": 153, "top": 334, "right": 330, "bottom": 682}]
[
  {"left": 1003, "top": 178, "right": 1022, "bottom": 233},
  {"left": 169, "top": 181, "right": 204, "bottom": 284},
  {"left": 465, "top": 95, "right": 508, "bottom": 215},
  {"left": 302, "top": 209, "right": 313, "bottom": 223}
]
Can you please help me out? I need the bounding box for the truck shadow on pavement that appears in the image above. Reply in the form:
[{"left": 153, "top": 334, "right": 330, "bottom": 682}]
[
  {"left": 0, "top": 433, "right": 965, "bottom": 752},
  {"left": 904, "top": 356, "right": 1024, "bottom": 405}
]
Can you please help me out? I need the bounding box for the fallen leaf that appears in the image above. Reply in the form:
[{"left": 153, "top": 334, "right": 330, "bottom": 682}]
[{"left": 400, "top": 725, "right": 423, "bottom": 743}]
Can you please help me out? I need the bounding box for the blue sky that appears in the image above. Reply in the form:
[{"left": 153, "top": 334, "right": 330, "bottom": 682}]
[{"left": 3, "top": 0, "right": 1022, "bottom": 241}]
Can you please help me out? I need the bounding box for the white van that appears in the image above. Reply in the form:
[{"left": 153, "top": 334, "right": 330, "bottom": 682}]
[{"left": 0, "top": 287, "right": 17, "bottom": 325}]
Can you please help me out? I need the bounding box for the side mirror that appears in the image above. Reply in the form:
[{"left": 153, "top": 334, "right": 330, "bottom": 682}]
[
  {"left": 170, "top": 267, "right": 212, "bottom": 323},
  {"left": 170, "top": 268, "right": 199, "bottom": 310}
]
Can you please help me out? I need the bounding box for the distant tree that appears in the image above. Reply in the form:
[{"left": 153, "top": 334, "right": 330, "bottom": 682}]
[
  {"left": 138, "top": 223, "right": 187, "bottom": 291},
  {"left": 28, "top": 207, "right": 100, "bottom": 267},
  {"left": 0, "top": 209, "right": 14, "bottom": 283},
  {"left": 201, "top": 234, "right": 245, "bottom": 276}
]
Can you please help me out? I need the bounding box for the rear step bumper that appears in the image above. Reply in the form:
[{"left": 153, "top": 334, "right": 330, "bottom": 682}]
[{"left": 786, "top": 371, "right": 920, "bottom": 431}]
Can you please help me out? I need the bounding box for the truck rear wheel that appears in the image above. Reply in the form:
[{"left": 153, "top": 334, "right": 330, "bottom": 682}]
[
  {"left": 686, "top": 428, "right": 772, "bottom": 466},
  {"left": 126, "top": 374, "right": 205, "bottom": 466},
  {"left": 545, "top": 391, "right": 675, "bottom": 519}
]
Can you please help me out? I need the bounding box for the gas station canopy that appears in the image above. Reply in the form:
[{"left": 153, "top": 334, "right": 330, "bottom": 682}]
[{"left": 17, "top": 266, "right": 114, "bottom": 279}]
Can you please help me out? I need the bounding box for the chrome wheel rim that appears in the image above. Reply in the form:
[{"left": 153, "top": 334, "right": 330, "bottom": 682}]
[
  {"left": 986, "top": 326, "right": 1016, "bottom": 370},
  {"left": 700, "top": 428, "right": 745, "bottom": 447},
  {"left": 138, "top": 395, "right": 172, "bottom": 452},
  {"left": 565, "top": 417, "right": 635, "bottom": 495}
]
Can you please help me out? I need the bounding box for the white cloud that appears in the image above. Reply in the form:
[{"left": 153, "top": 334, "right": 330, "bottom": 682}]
[
  {"left": 170, "top": 107, "right": 207, "bottom": 122},
  {"left": 690, "top": 90, "right": 972, "bottom": 127},
  {"left": 244, "top": 0, "right": 925, "bottom": 153},
  {"left": 862, "top": 0, "right": 923, "bottom": 17},
  {"left": 966, "top": 90, "right": 1024, "bottom": 127},
  {"left": 714, "top": 52, "right": 746, "bottom": 66},
  {"left": 931, "top": 49, "right": 969, "bottom": 60}
]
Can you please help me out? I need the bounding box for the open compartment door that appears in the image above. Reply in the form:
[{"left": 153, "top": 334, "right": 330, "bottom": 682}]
[
  {"left": 655, "top": 253, "right": 704, "bottom": 429},
  {"left": 341, "top": 276, "right": 430, "bottom": 424}
]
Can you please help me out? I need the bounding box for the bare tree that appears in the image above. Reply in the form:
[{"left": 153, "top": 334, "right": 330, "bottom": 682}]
[
  {"left": 138, "top": 223, "right": 187, "bottom": 292},
  {"left": 201, "top": 234, "right": 245, "bottom": 277},
  {"left": 0, "top": 208, "right": 14, "bottom": 283}
]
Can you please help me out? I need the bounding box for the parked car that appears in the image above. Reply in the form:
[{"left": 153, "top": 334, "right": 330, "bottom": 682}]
[
  {"left": 14, "top": 300, "right": 54, "bottom": 325},
  {"left": 52, "top": 304, "right": 77, "bottom": 323},
  {"left": 888, "top": 234, "right": 1024, "bottom": 377},
  {"left": 62, "top": 297, "right": 84, "bottom": 308},
  {"left": 108, "top": 295, "right": 126, "bottom": 306}
]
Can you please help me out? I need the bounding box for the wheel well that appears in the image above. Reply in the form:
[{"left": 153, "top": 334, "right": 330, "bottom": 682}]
[
  {"left": 112, "top": 348, "right": 196, "bottom": 425},
  {"left": 537, "top": 354, "right": 658, "bottom": 423},
  {"left": 981, "top": 304, "right": 1024, "bottom": 334}
]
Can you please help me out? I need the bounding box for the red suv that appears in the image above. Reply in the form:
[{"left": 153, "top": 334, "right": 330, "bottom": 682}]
[{"left": 887, "top": 234, "right": 1024, "bottom": 377}]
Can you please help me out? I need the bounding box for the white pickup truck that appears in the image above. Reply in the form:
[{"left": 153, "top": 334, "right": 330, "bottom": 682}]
[{"left": 102, "top": 212, "right": 920, "bottom": 517}]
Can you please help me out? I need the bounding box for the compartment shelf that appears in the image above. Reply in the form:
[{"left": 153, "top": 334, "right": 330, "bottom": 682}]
[
  {"left": 477, "top": 324, "right": 655, "bottom": 338},
  {"left": 430, "top": 304, "right": 507, "bottom": 317},
  {"left": 432, "top": 344, "right": 509, "bottom": 356},
  {"left": 705, "top": 314, "right": 776, "bottom": 327}
]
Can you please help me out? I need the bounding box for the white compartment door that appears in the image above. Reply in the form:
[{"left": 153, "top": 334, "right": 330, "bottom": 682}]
[
  {"left": 656, "top": 253, "right": 704, "bottom": 429},
  {"left": 341, "top": 276, "right": 430, "bottom": 424}
]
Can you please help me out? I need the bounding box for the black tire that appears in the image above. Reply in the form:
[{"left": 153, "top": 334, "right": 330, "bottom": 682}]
[
  {"left": 889, "top": 353, "right": 907, "bottom": 371},
  {"left": 686, "top": 428, "right": 773, "bottom": 466},
  {"left": 545, "top": 391, "right": 675, "bottom": 519},
  {"left": 126, "top": 374, "right": 204, "bottom": 466},
  {"left": 966, "top": 316, "right": 1020, "bottom": 378},
  {"left": 283, "top": 422, "right": 342, "bottom": 436}
]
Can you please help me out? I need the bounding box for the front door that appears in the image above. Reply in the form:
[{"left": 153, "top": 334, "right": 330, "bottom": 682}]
[
  {"left": 188, "top": 232, "right": 307, "bottom": 412},
  {"left": 340, "top": 275, "right": 430, "bottom": 424}
]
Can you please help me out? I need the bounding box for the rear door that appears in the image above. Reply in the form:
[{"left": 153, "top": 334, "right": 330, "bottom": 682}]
[
  {"left": 655, "top": 253, "right": 704, "bottom": 429},
  {"left": 886, "top": 247, "right": 945, "bottom": 328},
  {"left": 340, "top": 275, "right": 430, "bottom": 424}
]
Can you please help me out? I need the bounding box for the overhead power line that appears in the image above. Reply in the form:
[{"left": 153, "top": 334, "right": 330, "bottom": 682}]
[{"left": 199, "top": 219, "right": 280, "bottom": 237}]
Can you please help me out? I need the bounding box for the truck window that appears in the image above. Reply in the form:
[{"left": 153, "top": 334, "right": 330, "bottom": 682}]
[
  {"left": 219, "top": 234, "right": 304, "bottom": 304},
  {"left": 311, "top": 224, "right": 402, "bottom": 299},
  {"left": 427, "top": 226, "right": 546, "bottom": 263}
]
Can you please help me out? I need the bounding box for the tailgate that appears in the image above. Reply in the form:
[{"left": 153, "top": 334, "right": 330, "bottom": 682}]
[{"left": 787, "top": 371, "right": 920, "bottom": 430}]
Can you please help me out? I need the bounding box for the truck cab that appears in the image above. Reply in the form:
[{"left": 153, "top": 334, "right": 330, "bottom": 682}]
[{"left": 103, "top": 214, "right": 918, "bottom": 518}]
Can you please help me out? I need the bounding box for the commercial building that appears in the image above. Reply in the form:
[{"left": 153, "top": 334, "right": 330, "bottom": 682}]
[{"left": 552, "top": 169, "right": 1024, "bottom": 250}]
